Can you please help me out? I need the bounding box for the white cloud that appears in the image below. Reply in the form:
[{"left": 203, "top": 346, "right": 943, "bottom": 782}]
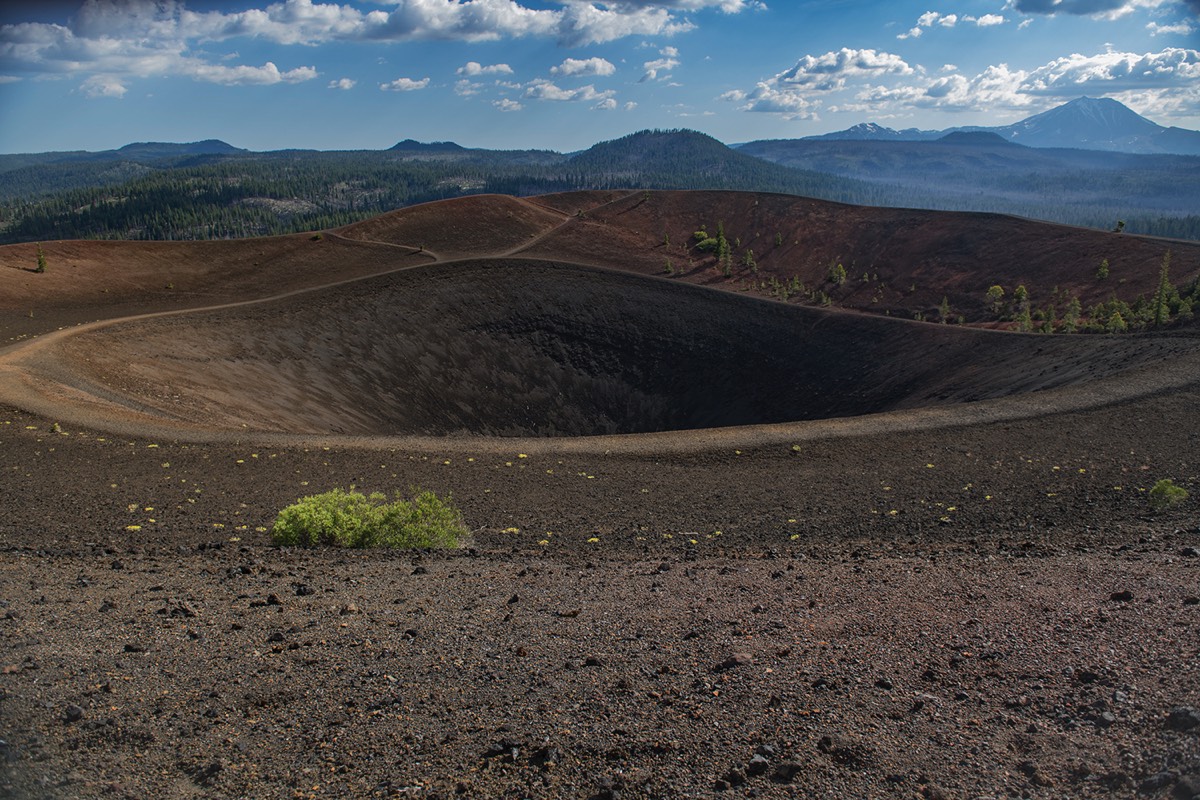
[
  {"left": 380, "top": 76, "right": 430, "bottom": 91},
  {"left": 327, "top": 77, "right": 355, "bottom": 90},
  {"left": 900, "top": 10, "right": 1004, "bottom": 38},
  {"left": 551, "top": 56, "right": 616, "bottom": 77},
  {"left": 457, "top": 61, "right": 513, "bottom": 76},
  {"left": 493, "top": 97, "right": 523, "bottom": 111},
  {"left": 555, "top": 3, "right": 692, "bottom": 45},
  {"left": 593, "top": 97, "right": 618, "bottom": 110},
  {"left": 523, "top": 78, "right": 614, "bottom": 102},
  {"left": 640, "top": 47, "right": 680, "bottom": 81},
  {"left": 454, "top": 78, "right": 482, "bottom": 95},
  {"left": 623, "top": 100, "right": 638, "bottom": 110},
  {"left": 771, "top": 48, "right": 913, "bottom": 93},
  {"left": 1008, "top": 0, "right": 1171, "bottom": 21},
  {"left": 1021, "top": 47, "right": 1200, "bottom": 93},
  {"left": 81, "top": 74, "right": 127, "bottom": 98},
  {"left": 1147, "top": 20, "right": 1196, "bottom": 35},
  {"left": 726, "top": 81, "right": 819, "bottom": 119},
  {"left": 0, "top": 0, "right": 750, "bottom": 94},
  {"left": 187, "top": 61, "right": 317, "bottom": 85},
  {"left": 727, "top": 44, "right": 1200, "bottom": 122},
  {"left": 898, "top": 10, "right": 957, "bottom": 37}
]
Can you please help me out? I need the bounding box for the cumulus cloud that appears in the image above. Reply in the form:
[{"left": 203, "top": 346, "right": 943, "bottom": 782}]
[
  {"left": 493, "top": 97, "right": 523, "bottom": 111},
  {"left": 898, "top": 10, "right": 1005, "bottom": 38},
  {"left": 327, "top": 77, "right": 355, "bottom": 89},
  {"left": 722, "top": 48, "right": 913, "bottom": 119},
  {"left": 457, "top": 61, "right": 513, "bottom": 76},
  {"left": 898, "top": 10, "right": 956, "bottom": 38},
  {"left": 593, "top": 97, "right": 618, "bottom": 110},
  {"left": 640, "top": 46, "right": 680, "bottom": 81},
  {"left": 380, "top": 76, "right": 429, "bottom": 91},
  {"left": 1020, "top": 47, "right": 1200, "bottom": 94},
  {"left": 1147, "top": 20, "right": 1196, "bottom": 34},
  {"left": 0, "top": 0, "right": 751, "bottom": 94},
  {"left": 773, "top": 48, "right": 914, "bottom": 91},
  {"left": 188, "top": 60, "right": 316, "bottom": 85},
  {"left": 81, "top": 74, "right": 127, "bottom": 98},
  {"left": 454, "top": 78, "right": 482, "bottom": 95},
  {"left": 551, "top": 56, "right": 616, "bottom": 77},
  {"left": 523, "top": 78, "right": 614, "bottom": 102},
  {"left": 1008, "top": 0, "right": 1171, "bottom": 21},
  {"left": 726, "top": 44, "right": 1199, "bottom": 121}
]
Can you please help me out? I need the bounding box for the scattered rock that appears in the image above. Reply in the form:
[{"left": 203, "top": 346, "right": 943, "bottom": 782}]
[
  {"left": 716, "top": 652, "right": 753, "bottom": 672},
  {"left": 188, "top": 761, "right": 223, "bottom": 787},
  {"left": 122, "top": 643, "right": 144, "bottom": 653},
  {"left": 1110, "top": 590, "right": 1134, "bottom": 602},
  {"left": 1179, "top": 547, "right": 1200, "bottom": 558},
  {"left": 817, "top": 735, "right": 873, "bottom": 768},
  {"left": 62, "top": 704, "right": 84, "bottom": 724},
  {"left": 339, "top": 603, "right": 359, "bottom": 616},
  {"left": 529, "top": 745, "right": 562, "bottom": 769},
  {"left": 294, "top": 583, "right": 315, "bottom": 596},
  {"left": 773, "top": 761, "right": 804, "bottom": 783},
  {"left": 1184, "top": 597, "right": 1200, "bottom": 607},
  {"left": 1018, "top": 760, "right": 1054, "bottom": 787},
  {"left": 1140, "top": 772, "right": 1176, "bottom": 793},
  {"left": 483, "top": 738, "right": 522, "bottom": 761},
  {"left": 875, "top": 677, "right": 894, "bottom": 690},
  {"left": 1173, "top": 774, "right": 1200, "bottom": 799},
  {"left": 167, "top": 600, "right": 198, "bottom": 618},
  {"left": 1166, "top": 706, "right": 1200, "bottom": 732},
  {"left": 745, "top": 754, "right": 770, "bottom": 776}
]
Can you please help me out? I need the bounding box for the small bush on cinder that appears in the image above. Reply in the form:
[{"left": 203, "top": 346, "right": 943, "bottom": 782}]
[
  {"left": 271, "top": 487, "right": 466, "bottom": 548},
  {"left": 1148, "top": 479, "right": 1188, "bottom": 512}
]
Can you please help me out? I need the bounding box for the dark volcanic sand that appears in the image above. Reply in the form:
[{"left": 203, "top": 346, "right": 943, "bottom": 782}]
[{"left": 1, "top": 191, "right": 1199, "bottom": 799}]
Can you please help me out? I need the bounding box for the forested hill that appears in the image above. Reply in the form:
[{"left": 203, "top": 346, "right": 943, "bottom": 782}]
[{"left": 1, "top": 129, "right": 1198, "bottom": 243}]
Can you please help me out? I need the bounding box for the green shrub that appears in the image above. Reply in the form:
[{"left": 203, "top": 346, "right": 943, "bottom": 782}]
[
  {"left": 271, "top": 487, "right": 466, "bottom": 548},
  {"left": 1148, "top": 479, "right": 1188, "bottom": 512}
]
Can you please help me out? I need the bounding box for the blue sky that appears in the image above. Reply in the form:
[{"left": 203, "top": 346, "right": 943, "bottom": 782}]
[{"left": 0, "top": 0, "right": 1197, "bottom": 153}]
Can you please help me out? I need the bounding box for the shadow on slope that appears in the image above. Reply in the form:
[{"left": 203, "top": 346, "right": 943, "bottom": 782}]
[{"left": 55, "top": 259, "right": 1192, "bottom": 437}]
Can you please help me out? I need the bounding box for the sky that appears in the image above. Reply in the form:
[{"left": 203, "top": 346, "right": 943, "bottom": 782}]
[{"left": 0, "top": 0, "right": 1197, "bottom": 153}]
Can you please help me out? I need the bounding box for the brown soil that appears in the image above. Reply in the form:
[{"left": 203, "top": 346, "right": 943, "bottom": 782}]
[{"left": 1, "top": 191, "right": 1199, "bottom": 799}]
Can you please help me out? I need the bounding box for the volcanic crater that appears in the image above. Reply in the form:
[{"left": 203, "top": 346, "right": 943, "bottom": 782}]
[
  {"left": 23, "top": 255, "right": 1199, "bottom": 439},
  {"left": 3, "top": 190, "right": 1200, "bottom": 443}
]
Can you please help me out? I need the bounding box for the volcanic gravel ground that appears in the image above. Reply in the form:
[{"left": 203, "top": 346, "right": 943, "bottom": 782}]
[{"left": 1, "top": 382, "right": 1199, "bottom": 798}]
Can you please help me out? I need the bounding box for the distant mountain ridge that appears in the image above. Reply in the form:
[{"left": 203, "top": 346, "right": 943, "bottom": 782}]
[
  {"left": 800, "top": 97, "right": 1200, "bottom": 155},
  {"left": 116, "top": 140, "right": 246, "bottom": 159}
]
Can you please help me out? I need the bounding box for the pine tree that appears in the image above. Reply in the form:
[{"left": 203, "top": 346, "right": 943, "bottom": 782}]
[
  {"left": 34, "top": 244, "right": 46, "bottom": 274},
  {"left": 1152, "top": 250, "right": 1173, "bottom": 327}
]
